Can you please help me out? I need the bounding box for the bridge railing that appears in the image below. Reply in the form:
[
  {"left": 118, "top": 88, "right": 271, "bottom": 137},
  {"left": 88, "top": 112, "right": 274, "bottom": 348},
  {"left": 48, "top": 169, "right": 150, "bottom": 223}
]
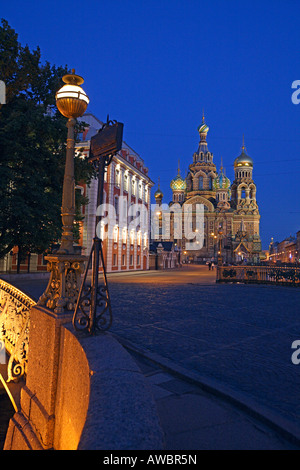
[
  {"left": 0, "top": 279, "right": 36, "bottom": 382},
  {"left": 217, "top": 265, "right": 300, "bottom": 286}
]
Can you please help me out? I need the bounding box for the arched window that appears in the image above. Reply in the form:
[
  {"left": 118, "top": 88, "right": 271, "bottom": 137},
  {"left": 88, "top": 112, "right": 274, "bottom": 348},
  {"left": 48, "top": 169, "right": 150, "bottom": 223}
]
[
  {"left": 209, "top": 177, "right": 212, "bottom": 190},
  {"left": 199, "top": 176, "right": 204, "bottom": 189},
  {"left": 241, "top": 189, "right": 246, "bottom": 199}
]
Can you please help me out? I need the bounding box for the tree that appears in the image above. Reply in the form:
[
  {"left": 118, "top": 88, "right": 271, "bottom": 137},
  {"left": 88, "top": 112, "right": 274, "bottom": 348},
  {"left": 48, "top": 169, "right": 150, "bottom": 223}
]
[{"left": 0, "top": 19, "right": 95, "bottom": 271}]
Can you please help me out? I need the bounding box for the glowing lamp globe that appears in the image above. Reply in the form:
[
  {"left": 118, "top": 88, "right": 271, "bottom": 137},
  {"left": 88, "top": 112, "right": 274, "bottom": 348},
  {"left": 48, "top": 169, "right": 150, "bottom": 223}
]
[{"left": 56, "top": 69, "right": 89, "bottom": 118}]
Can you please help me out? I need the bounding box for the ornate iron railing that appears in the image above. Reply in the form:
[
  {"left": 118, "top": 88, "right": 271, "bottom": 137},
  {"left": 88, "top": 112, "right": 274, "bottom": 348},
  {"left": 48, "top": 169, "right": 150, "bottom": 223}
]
[
  {"left": 217, "top": 265, "right": 300, "bottom": 286},
  {"left": 0, "top": 279, "right": 36, "bottom": 382}
]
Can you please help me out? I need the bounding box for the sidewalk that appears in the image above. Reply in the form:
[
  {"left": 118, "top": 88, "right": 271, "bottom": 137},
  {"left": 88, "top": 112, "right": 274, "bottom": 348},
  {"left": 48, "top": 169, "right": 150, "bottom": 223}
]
[
  {"left": 3, "top": 269, "right": 300, "bottom": 450},
  {"left": 127, "top": 348, "right": 299, "bottom": 450}
]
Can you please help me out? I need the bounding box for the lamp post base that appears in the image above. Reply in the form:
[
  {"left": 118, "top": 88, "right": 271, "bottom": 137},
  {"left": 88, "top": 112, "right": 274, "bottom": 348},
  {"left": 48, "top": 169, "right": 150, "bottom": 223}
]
[{"left": 37, "top": 254, "right": 87, "bottom": 314}]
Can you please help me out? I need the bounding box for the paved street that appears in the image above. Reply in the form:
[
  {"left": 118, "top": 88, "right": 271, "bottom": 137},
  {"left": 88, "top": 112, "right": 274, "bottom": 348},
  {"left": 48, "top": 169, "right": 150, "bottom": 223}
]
[{"left": 6, "top": 265, "right": 300, "bottom": 444}]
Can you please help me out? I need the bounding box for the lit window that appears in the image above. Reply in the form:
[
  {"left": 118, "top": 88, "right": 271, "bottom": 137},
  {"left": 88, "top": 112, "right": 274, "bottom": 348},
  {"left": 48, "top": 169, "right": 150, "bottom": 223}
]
[
  {"left": 124, "top": 173, "right": 128, "bottom": 192},
  {"left": 130, "top": 230, "right": 135, "bottom": 245},
  {"left": 115, "top": 168, "right": 120, "bottom": 187},
  {"left": 132, "top": 178, "right": 136, "bottom": 195},
  {"left": 137, "top": 230, "right": 141, "bottom": 246},
  {"left": 100, "top": 222, "right": 105, "bottom": 240},
  {"left": 114, "top": 226, "right": 118, "bottom": 243},
  {"left": 122, "top": 227, "right": 127, "bottom": 243}
]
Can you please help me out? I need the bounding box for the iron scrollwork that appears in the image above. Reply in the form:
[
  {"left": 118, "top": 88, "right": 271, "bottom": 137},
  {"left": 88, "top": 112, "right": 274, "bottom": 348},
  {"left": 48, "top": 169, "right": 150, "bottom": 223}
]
[{"left": 0, "top": 280, "right": 35, "bottom": 382}]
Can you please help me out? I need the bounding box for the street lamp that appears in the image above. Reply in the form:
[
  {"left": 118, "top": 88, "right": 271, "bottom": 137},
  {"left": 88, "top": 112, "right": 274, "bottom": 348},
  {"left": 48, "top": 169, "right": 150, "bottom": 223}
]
[
  {"left": 38, "top": 70, "right": 89, "bottom": 314},
  {"left": 210, "top": 233, "right": 217, "bottom": 260},
  {"left": 217, "top": 229, "right": 223, "bottom": 266},
  {"left": 56, "top": 70, "right": 89, "bottom": 254}
]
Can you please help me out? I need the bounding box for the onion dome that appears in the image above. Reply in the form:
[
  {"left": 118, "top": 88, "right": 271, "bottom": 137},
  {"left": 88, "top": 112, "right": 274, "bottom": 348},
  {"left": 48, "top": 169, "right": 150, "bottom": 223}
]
[
  {"left": 198, "top": 122, "right": 209, "bottom": 134},
  {"left": 213, "top": 168, "right": 231, "bottom": 190},
  {"left": 197, "top": 112, "right": 209, "bottom": 135},
  {"left": 170, "top": 161, "right": 187, "bottom": 191},
  {"left": 154, "top": 177, "right": 163, "bottom": 199},
  {"left": 234, "top": 136, "right": 253, "bottom": 167},
  {"left": 154, "top": 187, "right": 163, "bottom": 199}
]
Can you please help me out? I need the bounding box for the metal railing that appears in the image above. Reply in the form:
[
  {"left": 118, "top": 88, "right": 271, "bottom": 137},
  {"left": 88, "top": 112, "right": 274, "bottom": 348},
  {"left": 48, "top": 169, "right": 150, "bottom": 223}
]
[
  {"left": 0, "top": 279, "right": 36, "bottom": 382},
  {"left": 217, "top": 265, "right": 300, "bottom": 286}
]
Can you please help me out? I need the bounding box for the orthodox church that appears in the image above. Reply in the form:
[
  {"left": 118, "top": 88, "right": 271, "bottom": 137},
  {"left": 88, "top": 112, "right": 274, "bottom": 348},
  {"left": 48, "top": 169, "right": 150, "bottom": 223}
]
[{"left": 154, "top": 115, "right": 262, "bottom": 264}]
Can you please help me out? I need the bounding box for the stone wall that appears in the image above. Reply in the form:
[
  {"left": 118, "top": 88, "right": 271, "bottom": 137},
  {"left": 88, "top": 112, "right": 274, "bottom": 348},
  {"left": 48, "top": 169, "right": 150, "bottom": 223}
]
[{"left": 4, "top": 305, "right": 164, "bottom": 450}]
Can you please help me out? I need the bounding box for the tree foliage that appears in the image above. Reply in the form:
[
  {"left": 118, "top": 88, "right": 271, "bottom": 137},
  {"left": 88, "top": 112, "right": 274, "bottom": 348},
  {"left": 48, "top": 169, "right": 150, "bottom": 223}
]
[{"left": 0, "top": 19, "right": 95, "bottom": 265}]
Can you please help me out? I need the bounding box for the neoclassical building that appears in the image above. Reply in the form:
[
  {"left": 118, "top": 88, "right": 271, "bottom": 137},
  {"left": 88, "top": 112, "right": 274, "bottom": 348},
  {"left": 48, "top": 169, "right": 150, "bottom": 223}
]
[
  {"left": 76, "top": 114, "right": 154, "bottom": 272},
  {"left": 155, "top": 116, "right": 262, "bottom": 264}
]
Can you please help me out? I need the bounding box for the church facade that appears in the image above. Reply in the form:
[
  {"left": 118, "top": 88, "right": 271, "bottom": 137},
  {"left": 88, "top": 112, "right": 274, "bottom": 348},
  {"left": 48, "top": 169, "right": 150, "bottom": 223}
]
[{"left": 155, "top": 116, "right": 262, "bottom": 265}]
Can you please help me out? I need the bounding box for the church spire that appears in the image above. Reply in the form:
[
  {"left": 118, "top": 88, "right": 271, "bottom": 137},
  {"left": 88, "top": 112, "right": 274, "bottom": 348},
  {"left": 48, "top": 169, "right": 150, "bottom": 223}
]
[{"left": 241, "top": 134, "right": 247, "bottom": 154}]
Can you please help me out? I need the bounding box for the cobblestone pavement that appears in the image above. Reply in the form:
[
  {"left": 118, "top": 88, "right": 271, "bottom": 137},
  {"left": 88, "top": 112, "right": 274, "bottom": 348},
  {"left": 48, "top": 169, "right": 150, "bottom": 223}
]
[
  {"left": 130, "top": 351, "right": 298, "bottom": 450},
  {"left": 7, "top": 266, "right": 300, "bottom": 442}
]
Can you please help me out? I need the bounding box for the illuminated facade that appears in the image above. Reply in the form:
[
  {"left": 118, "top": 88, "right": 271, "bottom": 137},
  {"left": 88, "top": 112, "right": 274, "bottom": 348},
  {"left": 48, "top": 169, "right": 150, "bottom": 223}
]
[
  {"left": 167, "top": 116, "right": 262, "bottom": 264},
  {"left": 76, "top": 114, "right": 154, "bottom": 272},
  {"left": 269, "top": 232, "right": 300, "bottom": 264}
]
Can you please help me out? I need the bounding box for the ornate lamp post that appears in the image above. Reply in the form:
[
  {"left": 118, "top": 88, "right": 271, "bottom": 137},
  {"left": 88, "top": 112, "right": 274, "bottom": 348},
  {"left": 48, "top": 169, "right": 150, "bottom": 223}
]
[{"left": 38, "top": 70, "right": 89, "bottom": 314}]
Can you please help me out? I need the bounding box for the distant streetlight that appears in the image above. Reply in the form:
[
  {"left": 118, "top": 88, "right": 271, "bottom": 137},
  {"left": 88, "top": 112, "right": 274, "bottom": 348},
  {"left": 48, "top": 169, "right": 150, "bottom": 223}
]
[
  {"left": 217, "top": 229, "right": 223, "bottom": 266},
  {"left": 38, "top": 70, "right": 89, "bottom": 314}
]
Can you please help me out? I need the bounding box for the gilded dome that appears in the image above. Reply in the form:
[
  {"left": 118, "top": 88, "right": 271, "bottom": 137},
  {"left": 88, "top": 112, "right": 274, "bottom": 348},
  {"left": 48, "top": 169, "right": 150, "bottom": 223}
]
[
  {"left": 154, "top": 177, "right": 163, "bottom": 199},
  {"left": 154, "top": 187, "right": 163, "bottom": 199},
  {"left": 234, "top": 138, "right": 253, "bottom": 167},
  {"left": 234, "top": 150, "right": 253, "bottom": 168}
]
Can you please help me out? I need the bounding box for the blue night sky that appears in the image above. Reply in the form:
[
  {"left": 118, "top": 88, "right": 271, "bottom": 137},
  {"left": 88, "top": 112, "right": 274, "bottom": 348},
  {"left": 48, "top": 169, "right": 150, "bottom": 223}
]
[{"left": 2, "top": 0, "right": 300, "bottom": 249}]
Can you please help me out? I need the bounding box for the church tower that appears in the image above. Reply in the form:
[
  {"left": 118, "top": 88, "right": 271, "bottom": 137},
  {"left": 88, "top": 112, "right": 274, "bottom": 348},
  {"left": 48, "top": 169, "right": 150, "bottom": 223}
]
[
  {"left": 231, "top": 136, "right": 257, "bottom": 209},
  {"left": 231, "top": 137, "right": 261, "bottom": 261},
  {"left": 186, "top": 113, "right": 217, "bottom": 196}
]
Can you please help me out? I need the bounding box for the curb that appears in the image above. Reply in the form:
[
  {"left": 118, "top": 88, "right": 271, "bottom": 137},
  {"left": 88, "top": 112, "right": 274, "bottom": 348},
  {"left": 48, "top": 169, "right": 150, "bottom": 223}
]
[{"left": 113, "top": 333, "right": 300, "bottom": 448}]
